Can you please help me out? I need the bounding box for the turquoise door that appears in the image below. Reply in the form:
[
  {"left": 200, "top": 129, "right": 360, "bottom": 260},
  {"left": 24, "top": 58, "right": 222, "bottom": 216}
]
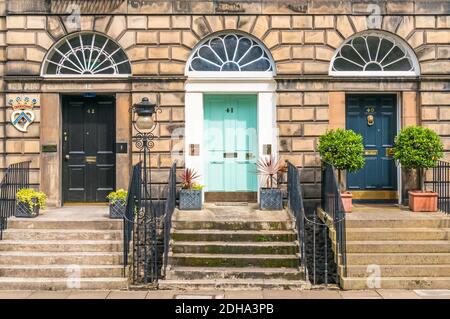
[{"left": 204, "top": 94, "right": 258, "bottom": 193}]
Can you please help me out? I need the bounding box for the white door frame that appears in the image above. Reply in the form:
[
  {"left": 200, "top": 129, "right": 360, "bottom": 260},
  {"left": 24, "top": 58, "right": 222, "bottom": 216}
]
[{"left": 184, "top": 75, "right": 277, "bottom": 200}]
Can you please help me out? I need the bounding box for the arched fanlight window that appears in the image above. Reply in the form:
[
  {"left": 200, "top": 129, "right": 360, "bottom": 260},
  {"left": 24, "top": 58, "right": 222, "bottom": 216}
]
[
  {"left": 42, "top": 32, "right": 131, "bottom": 77},
  {"left": 329, "top": 32, "right": 420, "bottom": 76},
  {"left": 187, "top": 32, "right": 275, "bottom": 75}
]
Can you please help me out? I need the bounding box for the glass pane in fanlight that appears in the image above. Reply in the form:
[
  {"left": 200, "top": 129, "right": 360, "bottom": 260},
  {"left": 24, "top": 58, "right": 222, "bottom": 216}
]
[
  {"left": 118, "top": 61, "right": 132, "bottom": 74},
  {"left": 104, "top": 39, "right": 119, "bottom": 55},
  {"left": 340, "top": 45, "right": 365, "bottom": 66},
  {"left": 382, "top": 46, "right": 404, "bottom": 65},
  {"left": 68, "top": 35, "right": 80, "bottom": 49},
  {"left": 191, "top": 57, "right": 220, "bottom": 71},
  {"left": 94, "top": 34, "right": 106, "bottom": 49},
  {"left": 333, "top": 57, "right": 363, "bottom": 71},
  {"left": 241, "top": 58, "right": 271, "bottom": 72},
  {"left": 235, "top": 38, "right": 252, "bottom": 62},
  {"left": 81, "top": 34, "right": 93, "bottom": 47},
  {"left": 221, "top": 62, "right": 240, "bottom": 71},
  {"left": 384, "top": 58, "right": 412, "bottom": 71},
  {"left": 352, "top": 37, "right": 370, "bottom": 62},
  {"left": 58, "top": 42, "right": 70, "bottom": 56},
  {"left": 376, "top": 38, "right": 394, "bottom": 62},
  {"left": 365, "top": 62, "right": 382, "bottom": 71},
  {"left": 46, "top": 62, "right": 57, "bottom": 74},
  {"left": 224, "top": 34, "right": 238, "bottom": 61},
  {"left": 198, "top": 46, "right": 222, "bottom": 66},
  {"left": 60, "top": 61, "right": 78, "bottom": 74},
  {"left": 209, "top": 38, "right": 227, "bottom": 62},
  {"left": 239, "top": 46, "right": 263, "bottom": 66},
  {"left": 367, "top": 36, "right": 380, "bottom": 60}
]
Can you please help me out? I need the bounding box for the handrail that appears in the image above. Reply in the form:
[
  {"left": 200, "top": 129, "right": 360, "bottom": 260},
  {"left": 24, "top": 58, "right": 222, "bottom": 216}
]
[
  {"left": 431, "top": 160, "right": 450, "bottom": 214},
  {"left": 0, "top": 161, "right": 32, "bottom": 240},
  {"left": 321, "top": 163, "right": 347, "bottom": 277},
  {"left": 162, "top": 162, "right": 177, "bottom": 277}
]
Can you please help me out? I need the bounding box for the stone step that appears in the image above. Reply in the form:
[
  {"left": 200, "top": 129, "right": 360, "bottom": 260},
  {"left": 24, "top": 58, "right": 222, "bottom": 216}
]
[
  {"left": 0, "top": 252, "right": 123, "bottom": 265},
  {"left": 172, "top": 230, "right": 296, "bottom": 242},
  {"left": 173, "top": 220, "right": 293, "bottom": 231},
  {"left": 343, "top": 264, "right": 450, "bottom": 278},
  {"left": 346, "top": 218, "right": 450, "bottom": 229},
  {"left": 169, "top": 253, "right": 300, "bottom": 268},
  {"left": 0, "top": 264, "right": 124, "bottom": 278},
  {"left": 7, "top": 219, "right": 122, "bottom": 230},
  {"left": 171, "top": 241, "right": 299, "bottom": 255},
  {"left": 0, "top": 240, "right": 123, "bottom": 252},
  {"left": 346, "top": 240, "right": 450, "bottom": 253},
  {"left": 2, "top": 229, "right": 123, "bottom": 241},
  {"left": 0, "top": 277, "right": 128, "bottom": 290},
  {"left": 166, "top": 266, "right": 305, "bottom": 280},
  {"left": 345, "top": 253, "right": 450, "bottom": 265},
  {"left": 341, "top": 276, "right": 450, "bottom": 290},
  {"left": 345, "top": 228, "right": 450, "bottom": 240},
  {"left": 158, "top": 278, "right": 309, "bottom": 290}
]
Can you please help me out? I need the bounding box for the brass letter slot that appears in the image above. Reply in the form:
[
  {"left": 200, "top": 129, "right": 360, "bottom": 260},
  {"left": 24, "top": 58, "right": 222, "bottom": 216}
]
[
  {"left": 246, "top": 152, "right": 255, "bottom": 160},
  {"left": 223, "top": 152, "right": 237, "bottom": 158},
  {"left": 85, "top": 156, "right": 97, "bottom": 163},
  {"left": 364, "top": 149, "right": 378, "bottom": 156},
  {"left": 386, "top": 147, "right": 395, "bottom": 157}
]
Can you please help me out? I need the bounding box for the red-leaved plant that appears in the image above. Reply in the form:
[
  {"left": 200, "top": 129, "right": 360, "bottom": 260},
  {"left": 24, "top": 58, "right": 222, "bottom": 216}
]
[
  {"left": 256, "top": 156, "right": 286, "bottom": 189},
  {"left": 180, "top": 168, "right": 201, "bottom": 190}
]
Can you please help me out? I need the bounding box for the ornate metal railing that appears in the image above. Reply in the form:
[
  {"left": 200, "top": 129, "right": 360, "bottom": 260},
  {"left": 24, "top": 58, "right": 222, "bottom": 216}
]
[
  {"left": 431, "top": 160, "right": 450, "bottom": 215},
  {"left": 122, "top": 161, "right": 177, "bottom": 285},
  {"left": 0, "top": 161, "right": 31, "bottom": 240},
  {"left": 321, "top": 163, "right": 347, "bottom": 277}
]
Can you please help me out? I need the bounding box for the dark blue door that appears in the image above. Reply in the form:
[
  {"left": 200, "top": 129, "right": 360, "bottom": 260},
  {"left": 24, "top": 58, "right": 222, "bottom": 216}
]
[{"left": 346, "top": 94, "right": 397, "bottom": 191}]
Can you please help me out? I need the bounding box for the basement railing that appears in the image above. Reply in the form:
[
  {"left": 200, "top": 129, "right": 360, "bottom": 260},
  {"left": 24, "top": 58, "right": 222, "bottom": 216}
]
[
  {"left": 0, "top": 161, "right": 31, "bottom": 240},
  {"left": 320, "top": 163, "right": 347, "bottom": 278},
  {"left": 123, "top": 161, "right": 177, "bottom": 285},
  {"left": 431, "top": 160, "right": 450, "bottom": 215}
]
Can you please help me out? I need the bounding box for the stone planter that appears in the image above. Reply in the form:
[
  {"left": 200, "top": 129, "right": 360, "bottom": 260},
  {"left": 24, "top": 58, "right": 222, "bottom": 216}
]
[
  {"left": 408, "top": 190, "right": 438, "bottom": 212},
  {"left": 341, "top": 192, "right": 353, "bottom": 213},
  {"left": 109, "top": 199, "right": 126, "bottom": 219},
  {"left": 259, "top": 188, "right": 283, "bottom": 211},
  {"left": 179, "top": 189, "right": 202, "bottom": 210},
  {"left": 15, "top": 199, "right": 40, "bottom": 218}
]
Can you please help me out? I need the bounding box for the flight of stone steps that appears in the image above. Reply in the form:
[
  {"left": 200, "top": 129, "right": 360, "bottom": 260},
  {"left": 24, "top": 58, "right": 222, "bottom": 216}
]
[
  {"left": 0, "top": 217, "right": 127, "bottom": 290},
  {"left": 159, "top": 205, "right": 308, "bottom": 290},
  {"left": 335, "top": 212, "right": 450, "bottom": 289}
]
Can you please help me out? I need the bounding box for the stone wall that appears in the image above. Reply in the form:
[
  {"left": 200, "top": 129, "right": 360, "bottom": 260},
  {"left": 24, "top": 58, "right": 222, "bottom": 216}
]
[{"left": 0, "top": 1, "right": 449, "bottom": 204}]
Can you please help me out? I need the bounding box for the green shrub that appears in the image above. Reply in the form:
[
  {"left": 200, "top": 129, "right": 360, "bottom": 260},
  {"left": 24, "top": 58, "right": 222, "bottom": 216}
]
[
  {"left": 318, "top": 129, "right": 365, "bottom": 188},
  {"left": 394, "top": 126, "right": 443, "bottom": 190},
  {"left": 107, "top": 189, "right": 128, "bottom": 206},
  {"left": 17, "top": 188, "right": 47, "bottom": 211}
]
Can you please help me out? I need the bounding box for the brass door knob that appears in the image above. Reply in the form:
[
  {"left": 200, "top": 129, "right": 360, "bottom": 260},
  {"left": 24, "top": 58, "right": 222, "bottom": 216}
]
[{"left": 65, "top": 155, "right": 70, "bottom": 160}]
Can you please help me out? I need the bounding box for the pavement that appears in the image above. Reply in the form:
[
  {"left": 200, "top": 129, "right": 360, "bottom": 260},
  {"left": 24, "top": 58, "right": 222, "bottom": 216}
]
[{"left": 0, "top": 289, "right": 450, "bottom": 299}]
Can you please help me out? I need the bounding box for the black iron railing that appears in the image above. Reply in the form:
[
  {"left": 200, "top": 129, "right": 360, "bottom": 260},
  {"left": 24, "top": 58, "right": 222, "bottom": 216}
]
[
  {"left": 286, "top": 161, "right": 307, "bottom": 270},
  {"left": 431, "top": 160, "right": 450, "bottom": 214},
  {"left": 0, "top": 161, "right": 31, "bottom": 240},
  {"left": 321, "top": 163, "right": 347, "bottom": 277},
  {"left": 122, "top": 161, "right": 177, "bottom": 285}
]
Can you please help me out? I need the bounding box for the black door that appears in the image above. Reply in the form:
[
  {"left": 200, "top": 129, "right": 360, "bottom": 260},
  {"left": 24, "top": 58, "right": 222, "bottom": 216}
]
[{"left": 62, "top": 95, "right": 116, "bottom": 203}]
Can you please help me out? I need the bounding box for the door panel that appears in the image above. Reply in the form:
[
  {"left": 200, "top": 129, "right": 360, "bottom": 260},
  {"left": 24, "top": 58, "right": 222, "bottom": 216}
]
[
  {"left": 346, "top": 94, "right": 397, "bottom": 191},
  {"left": 63, "top": 96, "right": 116, "bottom": 203},
  {"left": 204, "top": 94, "right": 258, "bottom": 193}
]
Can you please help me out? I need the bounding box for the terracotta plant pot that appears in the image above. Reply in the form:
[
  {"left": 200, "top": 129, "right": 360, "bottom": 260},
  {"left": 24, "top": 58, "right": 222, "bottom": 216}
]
[
  {"left": 341, "top": 192, "right": 353, "bottom": 213},
  {"left": 408, "top": 190, "right": 438, "bottom": 212}
]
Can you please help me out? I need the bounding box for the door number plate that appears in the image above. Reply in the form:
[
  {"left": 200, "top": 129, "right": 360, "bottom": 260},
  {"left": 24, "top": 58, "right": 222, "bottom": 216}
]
[{"left": 223, "top": 152, "right": 237, "bottom": 158}]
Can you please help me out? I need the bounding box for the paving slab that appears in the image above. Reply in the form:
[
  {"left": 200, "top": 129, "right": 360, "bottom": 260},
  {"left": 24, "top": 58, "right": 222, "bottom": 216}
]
[
  {"left": 414, "top": 289, "right": 450, "bottom": 299},
  {"left": 262, "top": 290, "right": 307, "bottom": 299},
  {"left": 376, "top": 289, "right": 421, "bottom": 299},
  {"left": 291, "top": 290, "right": 341, "bottom": 299},
  {"left": 27, "top": 291, "right": 72, "bottom": 299},
  {"left": 339, "top": 290, "right": 382, "bottom": 299},
  {"left": 107, "top": 290, "right": 148, "bottom": 299},
  {"left": 67, "top": 290, "right": 111, "bottom": 299},
  {"left": 224, "top": 290, "right": 264, "bottom": 299},
  {"left": 0, "top": 290, "right": 33, "bottom": 299}
]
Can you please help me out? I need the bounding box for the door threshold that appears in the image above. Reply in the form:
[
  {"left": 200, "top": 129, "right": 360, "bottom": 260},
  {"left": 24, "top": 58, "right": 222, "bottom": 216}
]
[
  {"left": 350, "top": 190, "right": 398, "bottom": 201},
  {"left": 63, "top": 202, "right": 108, "bottom": 206}
]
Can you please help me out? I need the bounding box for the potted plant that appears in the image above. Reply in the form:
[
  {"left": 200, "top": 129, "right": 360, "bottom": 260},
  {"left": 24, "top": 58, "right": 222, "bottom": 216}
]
[
  {"left": 15, "top": 188, "right": 47, "bottom": 218},
  {"left": 179, "top": 168, "right": 204, "bottom": 210},
  {"left": 257, "top": 156, "right": 286, "bottom": 211},
  {"left": 393, "top": 126, "right": 443, "bottom": 212},
  {"left": 318, "top": 129, "right": 365, "bottom": 213},
  {"left": 107, "top": 189, "right": 128, "bottom": 219}
]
